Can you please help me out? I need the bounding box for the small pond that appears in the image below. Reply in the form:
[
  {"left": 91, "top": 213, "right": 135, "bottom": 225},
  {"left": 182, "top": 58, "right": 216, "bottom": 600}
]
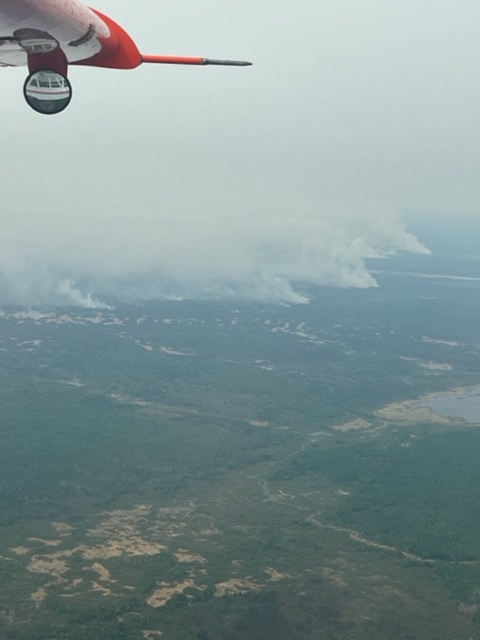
[{"left": 415, "top": 389, "right": 480, "bottom": 423}]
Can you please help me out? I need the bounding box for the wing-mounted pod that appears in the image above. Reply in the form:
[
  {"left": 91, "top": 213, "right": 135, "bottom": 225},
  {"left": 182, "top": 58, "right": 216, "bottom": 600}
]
[
  {"left": 24, "top": 68, "right": 72, "bottom": 115},
  {"left": 24, "top": 42, "right": 71, "bottom": 115}
]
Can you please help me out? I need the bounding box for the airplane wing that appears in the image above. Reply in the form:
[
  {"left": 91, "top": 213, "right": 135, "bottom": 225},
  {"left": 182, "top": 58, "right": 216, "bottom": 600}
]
[{"left": 0, "top": 0, "right": 252, "bottom": 113}]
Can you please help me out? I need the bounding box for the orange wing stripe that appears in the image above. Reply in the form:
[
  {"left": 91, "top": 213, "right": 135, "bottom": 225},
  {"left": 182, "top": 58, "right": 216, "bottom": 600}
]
[{"left": 141, "top": 55, "right": 205, "bottom": 65}]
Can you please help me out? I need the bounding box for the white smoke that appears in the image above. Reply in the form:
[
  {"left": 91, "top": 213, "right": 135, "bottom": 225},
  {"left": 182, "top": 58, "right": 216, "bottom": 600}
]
[
  {"left": 0, "top": 269, "right": 110, "bottom": 309},
  {"left": 55, "top": 280, "right": 112, "bottom": 309},
  {"left": 0, "top": 206, "right": 428, "bottom": 308}
]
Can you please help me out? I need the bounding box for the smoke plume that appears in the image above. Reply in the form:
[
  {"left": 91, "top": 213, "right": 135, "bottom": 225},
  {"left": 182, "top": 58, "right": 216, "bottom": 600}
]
[{"left": 0, "top": 208, "right": 428, "bottom": 308}]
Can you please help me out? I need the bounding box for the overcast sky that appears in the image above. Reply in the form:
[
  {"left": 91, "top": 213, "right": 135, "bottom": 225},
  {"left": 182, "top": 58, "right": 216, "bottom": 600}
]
[{"left": 1, "top": 0, "right": 479, "bottom": 306}]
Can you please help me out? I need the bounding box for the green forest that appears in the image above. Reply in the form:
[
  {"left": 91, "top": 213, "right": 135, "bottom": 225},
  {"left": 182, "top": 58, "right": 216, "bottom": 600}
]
[{"left": 2, "top": 254, "right": 480, "bottom": 639}]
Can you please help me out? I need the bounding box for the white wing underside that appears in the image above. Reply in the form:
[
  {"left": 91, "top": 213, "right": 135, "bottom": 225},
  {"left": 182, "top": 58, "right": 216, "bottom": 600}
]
[
  {"left": 0, "top": 0, "right": 108, "bottom": 67},
  {"left": 0, "top": 41, "right": 27, "bottom": 66}
]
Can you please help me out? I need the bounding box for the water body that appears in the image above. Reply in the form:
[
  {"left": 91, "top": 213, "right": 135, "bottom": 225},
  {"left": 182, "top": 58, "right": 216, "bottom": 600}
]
[{"left": 415, "top": 389, "right": 480, "bottom": 423}]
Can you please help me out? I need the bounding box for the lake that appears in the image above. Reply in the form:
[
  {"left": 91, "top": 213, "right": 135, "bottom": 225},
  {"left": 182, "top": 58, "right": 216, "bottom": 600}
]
[{"left": 415, "top": 389, "right": 480, "bottom": 423}]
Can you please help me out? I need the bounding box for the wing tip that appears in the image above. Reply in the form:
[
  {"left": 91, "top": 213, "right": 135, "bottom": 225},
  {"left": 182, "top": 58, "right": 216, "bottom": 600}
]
[{"left": 204, "top": 58, "right": 253, "bottom": 67}]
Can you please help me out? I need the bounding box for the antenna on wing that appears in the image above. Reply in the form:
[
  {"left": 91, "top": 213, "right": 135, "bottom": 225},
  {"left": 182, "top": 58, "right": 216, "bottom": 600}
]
[{"left": 141, "top": 55, "right": 252, "bottom": 66}]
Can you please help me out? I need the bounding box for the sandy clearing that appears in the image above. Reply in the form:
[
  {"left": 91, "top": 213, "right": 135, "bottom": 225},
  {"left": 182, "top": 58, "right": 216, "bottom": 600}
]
[
  {"left": 259, "top": 480, "right": 294, "bottom": 503},
  {"left": 160, "top": 346, "right": 191, "bottom": 356},
  {"left": 174, "top": 550, "right": 207, "bottom": 564},
  {"left": 422, "top": 336, "right": 460, "bottom": 346},
  {"left": 271, "top": 323, "right": 290, "bottom": 333},
  {"left": 89, "top": 562, "right": 115, "bottom": 583},
  {"left": 59, "top": 379, "right": 84, "bottom": 387},
  {"left": 334, "top": 419, "right": 371, "bottom": 432},
  {"left": 418, "top": 361, "right": 453, "bottom": 371},
  {"left": 28, "top": 538, "right": 62, "bottom": 547},
  {"left": 147, "top": 580, "right": 205, "bottom": 608},
  {"left": 119, "top": 612, "right": 143, "bottom": 622},
  {"left": 65, "top": 578, "right": 84, "bottom": 590},
  {"left": 23, "top": 536, "right": 164, "bottom": 592},
  {"left": 91, "top": 581, "right": 111, "bottom": 596},
  {"left": 52, "top": 522, "right": 74, "bottom": 534},
  {"left": 195, "top": 527, "right": 220, "bottom": 536},
  {"left": 215, "top": 578, "right": 261, "bottom": 597},
  {"left": 150, "top": 525, "right": 183, "bottom": 539},
  {"left": 15, "top": 503, "right": 208, "bottom": 603},
  {"left": 20, "top": 504, "right": 170, "bottom": 597},
  {"left": 375, "top": 402, "right": 452, "bottom": 424},
  {"left": 20, "top": 339, "right": 42, "bottom": 347},
  {"left": 250, "top": 420, "right": 269, "bottom": 428},
  {"left": 80, "top": 538, "right": 166, "bottom": 560},
  {"left": 28, "top": 556, "right": 70, "bottom": 580},
  {"left": 85, "top": 315, "right": 105, "bottom": 324},
  {"left": 270, "top": 321, "right": 324, "bottom": 344},
  {"left": 265, "top": 567, "right": 291, "bottom": 582},
  {"left": 30, "top": 587, "right": 48, "bottom": 602},
  {"left": 109, "top": 394, "right": 153, "bottom": 408},
  {"left": 11, "top": 546, "right": 32, "bottom": 556},
  {"left": 1, "top": 310, "right": 53, "bottom": 320},
  {"left": 88, "top": 504, "right": 152, "bottom": 533},
  {"left": 142, "top": 631, "right": 163, "bottom": 639}
]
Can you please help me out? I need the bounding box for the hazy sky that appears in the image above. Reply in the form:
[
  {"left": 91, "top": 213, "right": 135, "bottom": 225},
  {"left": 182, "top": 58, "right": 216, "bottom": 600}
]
[{"left": 1, "top": 0, "right": 479, "bottom": 306}]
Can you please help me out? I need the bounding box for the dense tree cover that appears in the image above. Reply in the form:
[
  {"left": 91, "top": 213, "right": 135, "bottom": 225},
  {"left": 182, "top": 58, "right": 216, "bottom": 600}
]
[{"left": 2, "top": 248, "right": 480, "bottom": 639}]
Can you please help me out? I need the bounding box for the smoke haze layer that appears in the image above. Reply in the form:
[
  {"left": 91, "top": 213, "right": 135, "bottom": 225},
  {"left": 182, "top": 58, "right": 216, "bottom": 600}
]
[
  {"left": 3, "top": 0, "right": 479, "bottom": 308},
  {"left": 0, "top": 208, "right": 428, "bottom": 308}
]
